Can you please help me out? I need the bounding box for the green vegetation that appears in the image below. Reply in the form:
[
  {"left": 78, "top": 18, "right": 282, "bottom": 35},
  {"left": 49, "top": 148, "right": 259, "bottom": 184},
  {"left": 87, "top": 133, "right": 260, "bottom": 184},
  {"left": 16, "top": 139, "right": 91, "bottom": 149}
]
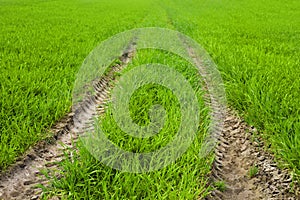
[
  {"left": 0, "top": 0, "right": 150, "bottom": 170},
  {"left": 43, "top": 141, "right": 211, "bottom": 199},
  {"left": 164, "top": 0, "right": 300, "bottom": 179},
  {"left": 43, "top": 49, "right": 212, "bottom": 199},
  {"left": 249, "top": 166, "right": 259, "bottom": 178},
  {"left": 1, "top": 0, "right": 299, "bottom": 199},
  {"left": 214, "top": 181, "right": 226, "bottom": 192}
]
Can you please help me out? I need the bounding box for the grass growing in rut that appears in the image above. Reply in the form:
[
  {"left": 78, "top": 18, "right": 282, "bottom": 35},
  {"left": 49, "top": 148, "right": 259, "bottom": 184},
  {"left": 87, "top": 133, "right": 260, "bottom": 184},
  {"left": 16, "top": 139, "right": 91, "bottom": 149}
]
[
  {"left": 162, "top": 0, "right": 300, "bottom": 180},
  {"left": 0, "top": 0, "right": 150, "bottom": 170},
  {"left": 1, "top": 0, "right": 299, "bottom": 198},
  {"left": 43, "top": 49, "right": 213, "bottom": 199}
]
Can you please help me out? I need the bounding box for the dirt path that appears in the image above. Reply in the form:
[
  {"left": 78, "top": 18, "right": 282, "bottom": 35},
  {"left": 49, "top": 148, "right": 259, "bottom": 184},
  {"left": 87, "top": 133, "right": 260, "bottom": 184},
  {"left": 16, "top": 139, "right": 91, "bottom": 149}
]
[
  {"left": 0, "top": 45, "right": 135, "bottom": 200},
  {"left": 207, "top": 109, "right": 300, "bottom": 200}
]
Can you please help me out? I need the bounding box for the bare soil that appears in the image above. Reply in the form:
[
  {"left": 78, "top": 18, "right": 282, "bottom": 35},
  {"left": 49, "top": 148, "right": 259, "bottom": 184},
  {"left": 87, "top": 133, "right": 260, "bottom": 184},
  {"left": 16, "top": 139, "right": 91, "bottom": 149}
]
[
  {"left": 0, "top": 45, "right": 135, "bottom": 200},
  {"left": 0, "top": 42, "right": 299, "bottom": 200},
  {"left": 207, "top": 109, "right": 300, "bottom": 200}
]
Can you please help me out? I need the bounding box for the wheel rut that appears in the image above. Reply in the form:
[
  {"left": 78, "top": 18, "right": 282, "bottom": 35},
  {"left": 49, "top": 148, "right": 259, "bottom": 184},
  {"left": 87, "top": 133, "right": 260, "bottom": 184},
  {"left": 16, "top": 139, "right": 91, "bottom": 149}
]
[
  {"left": 0, "top": 38, "right": 299, "bottom": 200},
  {"left": 207, "top": 109, "right": 300, "bottom": 200},
  {"left": 184, "top": 41, "right": 300, "bottom": 200},
  {"left": 0, "top": 43, "right": 136, "bottom": 200}
]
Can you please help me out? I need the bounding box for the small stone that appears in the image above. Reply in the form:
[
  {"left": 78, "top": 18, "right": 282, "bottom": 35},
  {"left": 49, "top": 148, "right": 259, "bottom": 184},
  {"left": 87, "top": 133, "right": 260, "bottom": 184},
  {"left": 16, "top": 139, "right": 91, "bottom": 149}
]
[
  {"left": 31, "top": 195, "right": 39, "bottom": 200},
  {"left": 258, "top": 156, "right": 265, "bottom": 161},
  {"left": 240, "top": 144, "right": 247, "bottom": 152}
]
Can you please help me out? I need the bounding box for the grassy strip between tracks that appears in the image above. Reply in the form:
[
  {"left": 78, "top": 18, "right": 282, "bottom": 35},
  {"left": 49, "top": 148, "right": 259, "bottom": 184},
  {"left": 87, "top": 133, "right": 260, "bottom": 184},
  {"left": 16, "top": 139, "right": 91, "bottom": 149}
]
[
  {"left": 1, "top": 0, "right": 299, "bottom": 198},
  {"left": 42, "top": 49, "right": 213, "bottom": 199}
]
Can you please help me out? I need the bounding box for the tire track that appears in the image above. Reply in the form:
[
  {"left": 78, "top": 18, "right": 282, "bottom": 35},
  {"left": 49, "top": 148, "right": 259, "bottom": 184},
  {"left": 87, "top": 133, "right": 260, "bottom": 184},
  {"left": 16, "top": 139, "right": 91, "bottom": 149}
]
[
  {"left": 1, "top": 32, "right": 299, "bottom": 200},
  {"left": 183, "top": 41, "right": 299, "bottom": 199},
  {"left": 0, "top": 43, "right": 136, "bottom": 200},
  {"left": 207, "top": 108, "right": 300, "bottom": 200}
]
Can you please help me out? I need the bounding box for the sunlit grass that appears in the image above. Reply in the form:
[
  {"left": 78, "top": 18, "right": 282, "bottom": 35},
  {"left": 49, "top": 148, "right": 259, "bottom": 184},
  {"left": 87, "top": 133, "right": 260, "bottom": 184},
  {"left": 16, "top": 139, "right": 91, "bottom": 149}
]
[
  {"left": 1, "top": 0, "right": 299, "bottom": 198},
  {"left": 165, "top": 0, "right": 300, "bottom": 181},
  {"left": 0, "top": 0, "right": 149, "bottom": 170},
  {"left": 43, "top": 49, "right": 213, "bottom": 199}
]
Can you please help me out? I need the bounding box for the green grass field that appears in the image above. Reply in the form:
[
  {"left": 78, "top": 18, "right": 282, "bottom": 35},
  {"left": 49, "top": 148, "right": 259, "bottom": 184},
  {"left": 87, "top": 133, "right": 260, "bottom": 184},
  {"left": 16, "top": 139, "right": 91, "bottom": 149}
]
[{"left": 1, "top": 0, "right": 299, "bottom": 199}]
